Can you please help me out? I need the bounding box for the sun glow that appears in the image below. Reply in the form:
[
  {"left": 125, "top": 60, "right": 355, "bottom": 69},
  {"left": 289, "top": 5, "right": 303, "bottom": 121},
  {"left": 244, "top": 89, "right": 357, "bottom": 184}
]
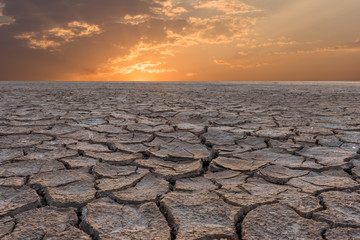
[{"left": 125, "top": 72, "right": 156, "bottom": 82}]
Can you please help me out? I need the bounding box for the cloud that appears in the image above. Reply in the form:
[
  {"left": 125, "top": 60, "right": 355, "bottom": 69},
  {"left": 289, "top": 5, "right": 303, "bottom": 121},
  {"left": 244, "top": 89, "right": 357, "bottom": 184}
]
[
  {"left": 0, "top": 0, "right": 359, "bottom": 82},
  {"left": 213, "top": 57, "right": 268, "bottom": 69},
  {"left": 193, "top": 0, "right": 262, "bottom": 15},
  {"left": 237, "top": 36, "right": 297, "bottom": 49},
  {"left": 151, "top": 0, "right": 188, "bottom": 17},
  {"left": 274, "top": 41, "right": 360, "bottom": 55},
  {"left": 94, "top": 0, "right": 260, "bottom": 77},
  {"left": 7, "top": 0, "right": 358, "bottom": 81},
  {"left": 111, "top": 61, "right": 176, "bottom": 74},
  {"left": 0, "top": 0, "right": 262, "bottom": 80},
  {"left": 0, "top": 2, "right": 15, "bottom": 27},
  {"left": 121, "top": 14, "right": 150, "bottom": 25},
  {"left": 14, "top": 21, "right": 101, "bottom": 50},
  {"left": 101, "top": 13, "right": 257, "bottom": 76},
  {"left": 2, "top": 0, "right": 155, "bottom": 28},
  {"left": 209, "top": 35, "right": 360, "bottom": 75},
  {"left": 0, "top": 15, "right": 15, "bottom": 27},
  {"left": 185, "top": 15, "right": 257, "bottom": 44},
  {"left": 0, "top": 0, "right": 154, "bottom": 80}
]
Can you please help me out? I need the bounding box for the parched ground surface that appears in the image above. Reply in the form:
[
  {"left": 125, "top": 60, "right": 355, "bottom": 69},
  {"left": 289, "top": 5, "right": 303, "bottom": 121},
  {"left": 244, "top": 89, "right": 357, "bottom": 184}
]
[{"left": 1, "top": 81, "right": 360, "bottom": 240}]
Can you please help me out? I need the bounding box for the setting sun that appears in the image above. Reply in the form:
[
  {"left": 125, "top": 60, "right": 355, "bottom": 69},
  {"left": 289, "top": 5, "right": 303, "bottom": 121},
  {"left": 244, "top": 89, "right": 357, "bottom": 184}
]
[{"left": 127, "top": 72, "right": 156, "bottom": 82}]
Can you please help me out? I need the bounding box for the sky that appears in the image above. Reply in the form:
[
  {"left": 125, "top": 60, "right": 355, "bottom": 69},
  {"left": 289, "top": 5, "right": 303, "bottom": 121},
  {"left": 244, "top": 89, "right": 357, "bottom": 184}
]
[{"left": 0, "top": 0, "right": 360, "bottom": 82}]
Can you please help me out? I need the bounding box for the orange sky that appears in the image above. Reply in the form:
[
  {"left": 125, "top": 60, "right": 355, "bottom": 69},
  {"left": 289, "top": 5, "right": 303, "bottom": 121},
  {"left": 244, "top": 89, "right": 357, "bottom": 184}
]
[{"left": 0, "top": 0, "right": 360, "bottom": 81}]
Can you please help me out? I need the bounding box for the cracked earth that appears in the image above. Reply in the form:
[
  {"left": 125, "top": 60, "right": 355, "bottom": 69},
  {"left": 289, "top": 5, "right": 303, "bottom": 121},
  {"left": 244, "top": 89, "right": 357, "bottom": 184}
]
[{"left": 1, "top": 82, "right": 360, "bottom": 240}]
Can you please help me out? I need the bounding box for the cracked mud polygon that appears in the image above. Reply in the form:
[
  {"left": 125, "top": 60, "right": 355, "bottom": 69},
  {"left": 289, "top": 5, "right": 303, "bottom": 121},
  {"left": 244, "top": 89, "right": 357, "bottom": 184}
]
[{"left": 1, "top": 82, "right": 360, "bottom": 240}]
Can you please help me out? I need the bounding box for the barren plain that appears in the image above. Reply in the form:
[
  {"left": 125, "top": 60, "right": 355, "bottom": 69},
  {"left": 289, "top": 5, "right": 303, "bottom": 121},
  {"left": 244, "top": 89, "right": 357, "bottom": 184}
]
[{"left": 1, "top": 82, "right": 360, "bottom": 240}]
